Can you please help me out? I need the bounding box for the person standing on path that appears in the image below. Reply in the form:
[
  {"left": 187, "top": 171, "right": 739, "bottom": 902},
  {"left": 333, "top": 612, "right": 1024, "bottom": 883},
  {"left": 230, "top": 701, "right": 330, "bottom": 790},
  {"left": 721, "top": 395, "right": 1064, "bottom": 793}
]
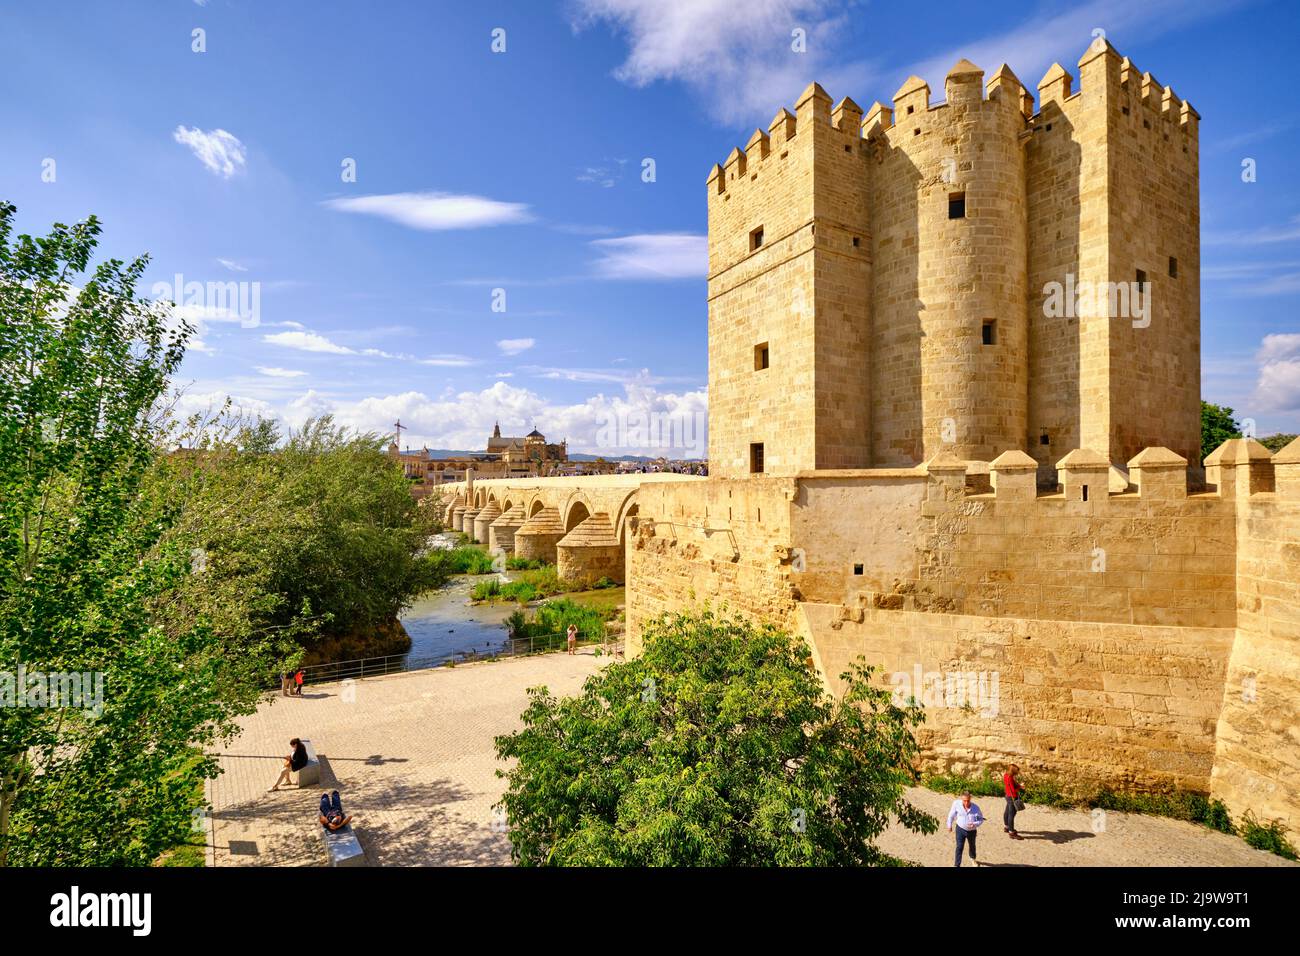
[
  {"left": 566, "top": 624, "right": 577, "bottom": 656},
  {"left": 946, "top": 791, "right": 985, "bottom": 867},
  {"left": 1004, "top": 764, "right": 1025, "bottom": 839},
  {"left": 294, "top": 668, "right": 305, "bottom": 696}
]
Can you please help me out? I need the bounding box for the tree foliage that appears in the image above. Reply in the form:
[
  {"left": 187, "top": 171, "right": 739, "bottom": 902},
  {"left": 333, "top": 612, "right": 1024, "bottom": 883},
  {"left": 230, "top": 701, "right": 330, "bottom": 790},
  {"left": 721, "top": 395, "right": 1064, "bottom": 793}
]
[
  {"left": 495, "top": 610, "right": 936, "bottom": 866},
  {"left": 1201, "top": 401, "right": 1242, "bottom": 462},
  {"left": 0, "top": 203, "right": 283, "bottom": 865},
  {"left": 152, "top": 413, "right": 446, "bottom": 647}
]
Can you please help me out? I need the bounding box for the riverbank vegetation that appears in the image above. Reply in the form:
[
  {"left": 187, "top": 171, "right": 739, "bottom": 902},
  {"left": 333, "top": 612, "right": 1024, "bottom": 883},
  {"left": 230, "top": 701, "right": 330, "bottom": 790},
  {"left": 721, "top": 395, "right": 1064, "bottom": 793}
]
[{"left": 0, "top": 205, "right": 445, "bottom": 866}]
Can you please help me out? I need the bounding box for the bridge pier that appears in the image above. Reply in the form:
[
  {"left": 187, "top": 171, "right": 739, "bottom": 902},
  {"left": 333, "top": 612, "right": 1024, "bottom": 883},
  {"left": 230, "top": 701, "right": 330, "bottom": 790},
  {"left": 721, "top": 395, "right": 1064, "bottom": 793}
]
[
  {"left": 514, "top": 506, "right": 566, "bottom": 564},
  {"left": 473, "top": 500, "right": 502, "bottom": 543},
  {"left": 488, "top": 504, "right": 526, "bottom": 555},
  {"left": 556, "top": 512, "right": 624, "bottom": 587}
]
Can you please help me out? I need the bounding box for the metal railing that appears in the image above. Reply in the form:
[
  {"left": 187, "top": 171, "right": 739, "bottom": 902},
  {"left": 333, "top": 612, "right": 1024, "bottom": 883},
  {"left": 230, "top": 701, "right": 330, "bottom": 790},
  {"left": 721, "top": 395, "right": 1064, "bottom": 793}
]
[{"left": 275, "top": 631, "right": 624, "bottom": 688}]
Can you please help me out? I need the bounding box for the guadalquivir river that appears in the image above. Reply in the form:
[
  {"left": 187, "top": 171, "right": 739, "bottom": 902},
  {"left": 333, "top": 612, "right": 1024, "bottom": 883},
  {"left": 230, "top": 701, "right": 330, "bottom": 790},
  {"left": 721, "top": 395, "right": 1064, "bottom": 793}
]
[{"left": 398, "top": 574, "right": 516, "bottom": 666}]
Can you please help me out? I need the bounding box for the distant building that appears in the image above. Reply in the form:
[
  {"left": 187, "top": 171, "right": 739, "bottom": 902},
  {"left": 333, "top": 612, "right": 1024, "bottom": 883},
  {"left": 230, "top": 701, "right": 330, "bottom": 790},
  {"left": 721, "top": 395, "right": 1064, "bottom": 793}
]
[{"left": 389, "top": 422, "right": 619, "bottom": 495}]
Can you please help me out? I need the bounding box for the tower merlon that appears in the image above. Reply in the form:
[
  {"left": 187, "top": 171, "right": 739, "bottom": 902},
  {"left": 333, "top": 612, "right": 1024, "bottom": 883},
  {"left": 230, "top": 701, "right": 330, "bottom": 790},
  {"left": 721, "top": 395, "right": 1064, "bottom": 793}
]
[
  {"left": 1205, "top": 438, "right": 1274, "bottom": 497},
  {"left": 769, "top": 107, "right": 797, "bottom": 145},
  {"left": 1077, "top": 34, "right": 1120, "bottom": 69},
  {"left": 990, "top": 449, "right": 1038, "bottom": 501},
  {"left": 1273, "top": 435, "right": 1300, "bottom": 498},
  {"left": 862, "top": 100, "right": 893, "bottom": 136},
  {"left": 1037, "top": 62, "right": 1073, "bottom": 105},
  {"left": 1056, "top": 448, "right": 1109, "bottom": 505},
  {"left": 795, "top": 81, "right": 833, "bottom": 125},
  {"left": 892, "top": 74, "right": 930, "bottom": 119},
  {"left": 945, "top": 58, "right": 985, "bottom": 104},
  {"left": 1127, "top": 446, "right": 1188, "bottom": 500},
  {"left": 745, "top": 127, "right": 771, "bottom": 161},
  {"left": 831, "top": 96, "right": 864, "bottom": 133}
]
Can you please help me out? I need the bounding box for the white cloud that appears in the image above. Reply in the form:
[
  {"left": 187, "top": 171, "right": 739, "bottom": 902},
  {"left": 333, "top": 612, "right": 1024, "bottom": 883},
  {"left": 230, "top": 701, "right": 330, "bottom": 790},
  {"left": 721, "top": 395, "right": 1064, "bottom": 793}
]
[
  {"left": 321, "top": 192, "right": 533, "bottom": 231},
  {"left": 497, "top": 337, "right": 536, "bottom": 356},
  {"left": 240, "top": 380, "right": 709, "bottom": 457},
  {"left": 173, "top": 126, "right": 247, "bottom": 179},
  {"left": 1252, "top": 334, "right": 1300, "bottom": 413},
  {"left": 264, "top": 330, "right": 355, "bottom": 355},
  {"left": 571, "top": 0, "right": 857, "bottom": 124},
  {"left": 217, "top": 257, "right": 248, "bottom": 272},
  {"left": 255, "top": 366, "right": 307, "bottom": 378},
  {"left": 419, "top": 354, "right": 475, "bottom": 367},
  {"left": 1206, "top": 215, "right": 1300, "bottom": 248},
  {"left": 590, "top": 233, "right": 706, "bottom": 280}
]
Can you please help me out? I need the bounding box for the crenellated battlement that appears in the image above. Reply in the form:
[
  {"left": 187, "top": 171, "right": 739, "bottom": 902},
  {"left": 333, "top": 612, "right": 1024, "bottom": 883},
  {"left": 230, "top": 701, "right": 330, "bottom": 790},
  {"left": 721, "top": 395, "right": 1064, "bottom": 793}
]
[
  {"left": 916, "top": 439, "right": 1300, "bottom": 508},
  {"left": 709, "top": 37, "right": 1198, "bottom": 201}
]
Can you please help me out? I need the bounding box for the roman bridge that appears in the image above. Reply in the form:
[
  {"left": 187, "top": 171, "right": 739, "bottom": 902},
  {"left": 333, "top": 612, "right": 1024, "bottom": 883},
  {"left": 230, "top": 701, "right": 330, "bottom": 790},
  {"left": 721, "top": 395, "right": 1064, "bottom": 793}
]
[{"left": 437, "top": 472, "right": 701, "bottom": 587}]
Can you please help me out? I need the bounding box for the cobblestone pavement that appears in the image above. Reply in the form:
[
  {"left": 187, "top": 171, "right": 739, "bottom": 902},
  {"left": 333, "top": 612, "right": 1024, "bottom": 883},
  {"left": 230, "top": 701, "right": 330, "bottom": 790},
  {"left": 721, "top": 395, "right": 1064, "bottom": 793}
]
[
  {"left": 876, "top": 787, "right": 1296, "bottom": 867},
  {"left": 207, "top": 650, "right": 603, "bottom": 867},
  {"left": 210, "top": 651, "right": 1293, "bottom": 868}
]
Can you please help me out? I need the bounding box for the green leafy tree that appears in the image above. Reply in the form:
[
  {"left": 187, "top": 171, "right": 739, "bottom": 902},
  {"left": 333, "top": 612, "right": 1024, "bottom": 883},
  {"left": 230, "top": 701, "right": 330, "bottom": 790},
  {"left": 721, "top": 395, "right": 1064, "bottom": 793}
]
[
  {"left": 0, "top": 204, "right": 285, "bottom": 865},
  {"left": 153, "top": 413, "right": 447, "bottom": 651},
  {"left": 495, "top": 610, "right": 936, "bottom": 865},
  {"left": 1201, "top": 401, "right": 1242, "bottom": 462},
  {"left": 1260, "top": 433, "right": 1297, "bottom": 454}
]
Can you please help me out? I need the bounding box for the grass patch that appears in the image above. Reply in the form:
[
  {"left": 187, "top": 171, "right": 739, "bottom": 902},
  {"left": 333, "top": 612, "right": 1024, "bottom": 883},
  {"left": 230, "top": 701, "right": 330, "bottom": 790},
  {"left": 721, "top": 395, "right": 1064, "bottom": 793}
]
[
  {"left": 506, "top": 556, "right": 547, "bottom": 571},
  {"left": 471, "top": 565, "right": 569, "bottom": 603},
  {"left": 560, "top": 586, "right": 626, "bottom": 614},
  {"left": 152, "top": 750, "right": 210, "bottom": 867},
  {"left": 442, "top": 544, "right": 496, "bottom": 575},
  {"left": 505, "top": 597, "right": 616, "bottom": 652},
  {"left": 1241, "top": 812, "right": 1299, "bottom": 859}
]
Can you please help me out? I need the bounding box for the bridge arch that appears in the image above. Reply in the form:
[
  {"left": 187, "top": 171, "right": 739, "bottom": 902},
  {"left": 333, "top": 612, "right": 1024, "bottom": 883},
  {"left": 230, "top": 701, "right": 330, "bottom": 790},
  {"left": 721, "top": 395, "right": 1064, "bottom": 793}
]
[
  {"left": 528, "top": 497, "right": 546, "bottom": 517},
  {"left": 564, "top": 497, "right": 592, "bottom": 533}
]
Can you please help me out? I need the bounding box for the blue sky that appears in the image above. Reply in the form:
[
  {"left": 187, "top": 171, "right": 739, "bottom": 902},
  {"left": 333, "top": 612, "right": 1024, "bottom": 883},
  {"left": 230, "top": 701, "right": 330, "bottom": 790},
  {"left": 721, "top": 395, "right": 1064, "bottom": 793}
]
[{"left": 3, "top": 0, "right": 1298, "bottom": 452}]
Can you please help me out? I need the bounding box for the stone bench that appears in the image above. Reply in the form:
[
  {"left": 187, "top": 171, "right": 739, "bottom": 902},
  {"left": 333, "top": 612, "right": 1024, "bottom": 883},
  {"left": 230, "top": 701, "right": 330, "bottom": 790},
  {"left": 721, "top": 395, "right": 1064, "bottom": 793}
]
[
  {"left": 320, "top": 822, "right": 365, "bottom": 867},
  {"left": 297, "top": 738, "right": 321, "bottom": 787}
]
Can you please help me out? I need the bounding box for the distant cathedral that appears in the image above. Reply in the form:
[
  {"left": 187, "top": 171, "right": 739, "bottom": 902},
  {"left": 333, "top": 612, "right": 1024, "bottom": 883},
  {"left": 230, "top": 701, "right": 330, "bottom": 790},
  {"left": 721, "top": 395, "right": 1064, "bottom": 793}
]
[{"left": 486, "top": 422, "right": 568, "bottom": 466}]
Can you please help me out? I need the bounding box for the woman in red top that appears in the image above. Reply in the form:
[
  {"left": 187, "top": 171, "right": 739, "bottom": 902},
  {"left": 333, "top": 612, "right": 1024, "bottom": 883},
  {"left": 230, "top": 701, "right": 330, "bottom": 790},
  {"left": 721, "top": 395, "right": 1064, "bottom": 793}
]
[{"left": 1003, "top": 764, "right": 1024, "bottom": 839}]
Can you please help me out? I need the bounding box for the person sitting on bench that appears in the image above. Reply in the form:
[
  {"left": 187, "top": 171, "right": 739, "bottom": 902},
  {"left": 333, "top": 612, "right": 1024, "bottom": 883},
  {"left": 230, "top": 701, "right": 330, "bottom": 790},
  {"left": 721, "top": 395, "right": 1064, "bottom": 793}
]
[
  {"left": 267, "top": 738, "right": 308, "bottom": 792},
  {"left": 318, "top": 790, "right": 353, "bottom": 832}
]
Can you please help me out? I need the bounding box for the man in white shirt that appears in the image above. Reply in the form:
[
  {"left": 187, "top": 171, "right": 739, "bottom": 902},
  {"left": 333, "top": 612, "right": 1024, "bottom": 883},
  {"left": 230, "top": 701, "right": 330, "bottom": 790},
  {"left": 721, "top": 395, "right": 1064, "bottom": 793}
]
[{"left": 946, "top": 791, "right": 985, "bottom": 867}]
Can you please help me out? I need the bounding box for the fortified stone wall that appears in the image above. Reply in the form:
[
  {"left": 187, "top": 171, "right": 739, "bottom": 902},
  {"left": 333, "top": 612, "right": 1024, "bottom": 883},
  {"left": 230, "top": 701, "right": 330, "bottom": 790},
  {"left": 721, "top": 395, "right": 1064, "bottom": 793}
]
[{"left": 621, "top": 439, "right": 1300, "bottom": 844}]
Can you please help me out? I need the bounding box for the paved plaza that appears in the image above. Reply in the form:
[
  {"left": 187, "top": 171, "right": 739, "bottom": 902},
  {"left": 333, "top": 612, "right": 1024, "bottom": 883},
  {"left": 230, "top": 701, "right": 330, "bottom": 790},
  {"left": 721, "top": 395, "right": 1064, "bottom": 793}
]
[
  {"left": 208, "top": 650, "right": 602, "bottom": 866},
  {"left": 208, "top": 649, "right": 1293, "bottom": 867}
]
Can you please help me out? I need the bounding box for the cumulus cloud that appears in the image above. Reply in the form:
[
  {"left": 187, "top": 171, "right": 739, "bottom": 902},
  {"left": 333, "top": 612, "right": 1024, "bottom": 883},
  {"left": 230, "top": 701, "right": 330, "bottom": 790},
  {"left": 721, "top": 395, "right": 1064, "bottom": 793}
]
[
  {"left": 497, "top": 337, "right": 536, "bottom": 356},
  {"left": 263, "top": 330, "right": 355, "bottom": 355},
  {"left": 590, "top": 233, "right": 706, "bottom": 280},
  {"left": 1252, "top": 334, "right": 1300, "bottom": 413},
  {"left": 207, "top": 379, "right": 707, "bottom": 457},
  {"left": 255, "top": 366, "right": 307, "bottom": 378},
  {"left": 321, "top": 192, "right": 533, "bottom": 231},
  {"left": 173, "top": 126, "right": 247, "bottom": 178},
  {"left": 570, "top": 0, "right": 858, "bottom": 124}
]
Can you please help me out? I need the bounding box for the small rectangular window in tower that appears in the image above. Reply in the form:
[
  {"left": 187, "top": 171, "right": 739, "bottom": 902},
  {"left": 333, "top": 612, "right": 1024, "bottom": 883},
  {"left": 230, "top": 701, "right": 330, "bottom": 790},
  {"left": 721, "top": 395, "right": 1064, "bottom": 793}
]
[
  {"left": 754, "top": 342, "right": 769, "bottom": 370},
  {"left": 853, "top": 563, "right": 864, "bottom": 576},
  {"left": 907, "top": 105, "right": 914, "bottom": 115},
  {"left": 750, "top": 443, "right": 765, "bottom": 474},
  {"left": 749, "top": 226, "right": 764, "bottom": 251},
  {"left": 1136, "top": 268, "right": 1147, "bottom": 289},
  {"left": 852, "top": 236, "right": 860, "bottom": 247},
  {"left": 1040, "top": 432, "right": 1050, "bottom": 446},
  {"left": 1168, "top": 256, "right": 1178, "bottom": 278},
  {"left": 948, "top": 192, "right": 966, "bottom": 219},
  {"left": 982, "top": 319, "right": 996, "bottom": 345}
]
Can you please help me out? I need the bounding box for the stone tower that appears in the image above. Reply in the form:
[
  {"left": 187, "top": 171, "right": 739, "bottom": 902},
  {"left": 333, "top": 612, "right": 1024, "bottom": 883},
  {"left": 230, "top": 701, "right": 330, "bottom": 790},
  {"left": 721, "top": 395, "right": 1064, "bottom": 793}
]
[{"left": 706, "top": 38, "right": 1201, "bottom": 479}]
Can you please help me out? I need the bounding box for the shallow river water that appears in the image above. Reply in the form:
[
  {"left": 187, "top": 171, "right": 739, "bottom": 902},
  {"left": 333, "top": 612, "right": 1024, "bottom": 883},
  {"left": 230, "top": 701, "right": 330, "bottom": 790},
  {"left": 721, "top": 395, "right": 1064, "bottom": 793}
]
[{"left": 399, "top": 575, "right": 515, "bottom": 666}]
